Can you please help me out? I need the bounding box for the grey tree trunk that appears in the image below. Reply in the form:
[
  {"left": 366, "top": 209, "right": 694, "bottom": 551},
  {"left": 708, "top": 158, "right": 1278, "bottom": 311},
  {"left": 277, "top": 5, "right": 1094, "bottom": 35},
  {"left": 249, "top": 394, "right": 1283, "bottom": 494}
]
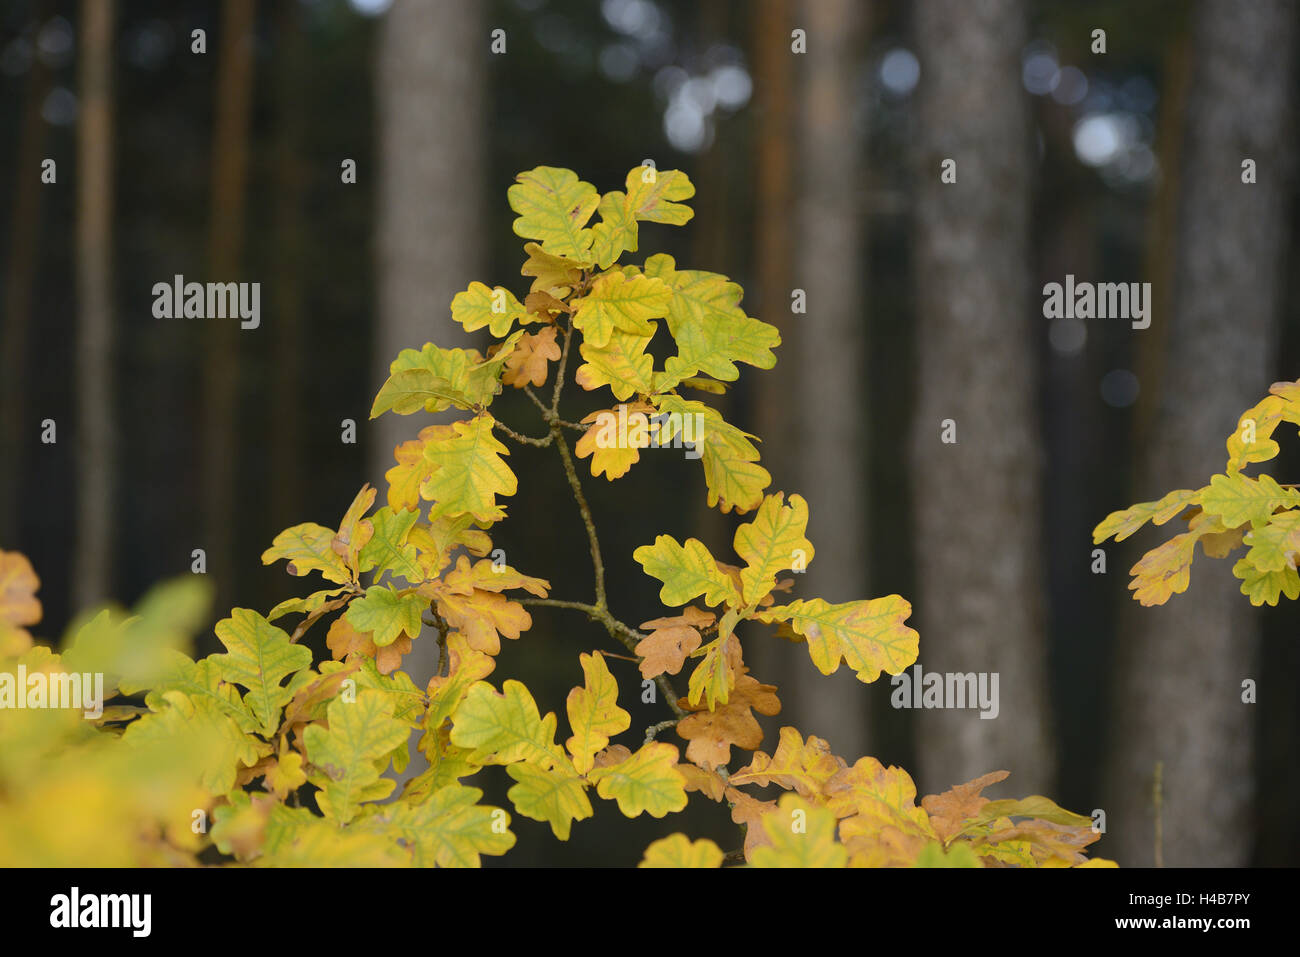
[
  {"left": 373, "top": 2, "right": 485, "bottom": 704},
  {"left": 784, "top": 0, "right": 871, "bottom": 760},
  {"left": 910, "top": 0, "right": 1054, "bottom": 795},
  {"left": 1107, "top": 0, "right": 1296, "bottom": 867},
  {"left": 373, "top": 0, "right": 485, "bottom": 472},
  {"left": 73, "top": 0, "right": 116, "bottom": 610}
]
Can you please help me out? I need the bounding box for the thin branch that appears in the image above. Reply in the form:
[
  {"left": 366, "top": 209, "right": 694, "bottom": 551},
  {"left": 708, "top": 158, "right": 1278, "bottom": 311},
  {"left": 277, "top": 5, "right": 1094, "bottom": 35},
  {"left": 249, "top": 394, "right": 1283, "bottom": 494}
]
[
  {"left": 551, "top": 427, "right": 606, "bottom": 607},
  {"left": 644, "top": 718, "right": 679, "bottom": 744},
  {"left": 491, "top": 418, "right": 552, "bottom": 447},
  {"left": 520, "top": 597, "right": 687, "bottom": 718},
  {"left": 550, "top": 319, "right": 574, "bottom": 415},
  {"left": 522, "top": 384, "right": 550, "bottom": 415},
  {"left": 424, "top": 610, "right": 451, "bottom": 678}
]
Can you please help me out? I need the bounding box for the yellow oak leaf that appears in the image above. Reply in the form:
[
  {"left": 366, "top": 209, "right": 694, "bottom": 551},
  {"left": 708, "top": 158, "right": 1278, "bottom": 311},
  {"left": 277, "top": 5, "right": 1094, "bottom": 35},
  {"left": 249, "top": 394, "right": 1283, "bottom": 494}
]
[
  {"left": 575, "top": 402, "right": 655, "bottom": 480},
  {"left": 441, "top": 553, "right": 549, "bottom": 598},
  {"left": 449, "top": 679, "right": 565, "bottom": 767},
  {"left": 1233, "top": 556, "right": 1300, "bottom": 606},
  {"left": 572, "top": 271, "right": 670, "bottom": 348},
  {"left": 359, "top": 506, "right": 424, "bottom": 584},
  {"left": 1092, "top": 487, "right": 1203, "bottom": 544},
  {"left": 757, "top": 595, "right": 919, "bottom": 683},
  {"left": 508, "top": 166, "right": 599, "bottom": 264},
  {"left": 1199, "top": 472, "right": 1300, "bottom": 529},
  {"left": 574, "top": 326, "right": 656, "bottom": 401},
  {"left": 639, "top": 833, "right": 723, "bottom": 869},
  {"left": 0, "top": 550, "right": 41, "bottom": 647},
  {"left": 359, "top": 783, "right": 515, "bottom": 867},
  {"left": 261, "top": 523, "right": 352, "bottom": 584},
  {"left": 976, "top": 818, "right": 1100, "bottom": 866},
  {"left": 653, "top": 394, "right": 770, "bottom": 514},
  {"left": 633, "top": 534, "right": 740, "bottom": 608},
  {"left": 385, "top": 424, "right": 456, "bottom": 511},
  {"left": 331, "top": 484, "right": 376, "bottom": 574},
  {"left": 266, "top": 751, "right": 307, "bottom": 800},
  {"left": 914, "top": 841, "right": 984, "bottom": 867},
  {"left": 429, "top": 584, "right": 532, "bottom": 656},
  {"left": 303, "top": 690, "right": 409, "bottom": 824},
  {"left": 588, "top": 741, "right": 688, "bottom": 818},
  {"left": 1127, "top": 531, "right": 1199, "bottom": 606},
  {"left": 730, "top": 726, "right": 846, "bottom": 799},
  {"left": 520, "top": 241, "right": 582, "bottom": 296},
  {"left": 641, "top": 253, "right": 779, "bottom": 385},
  {"left": 344, "top": 584, "right": 426, "bottom": 648},
  {"left": 751, "top": 794, "right": 847, "bottom": 868},
  {"left": 1226, "top": 394, "right": 1286, "bottom": 473},
  {"left": 842, "top": 823, "right": 931, "bottom": 867},
  {"left": 421, "top": 414, "right": 517, "bottom": 524},
  {"left": 825, "top": 757, "right": 935, "bottom": 848},
  {"left": 505, "top": 761, "right": 593, "bottom": 840},
  {"left": 686, "top": 630, "right": 742, "bottom": 709},
  {"left": 451, "top": 281, "right": 531, "bottom": 337},
  {"left": 733, "top": 492, "right": 814, "bottom": 606},
  {"left": 1188, "top": 508, "right": 1245, "bottom": 559},
  {"left": 565, "top": 651, "right": 631, "bottom": 775}
]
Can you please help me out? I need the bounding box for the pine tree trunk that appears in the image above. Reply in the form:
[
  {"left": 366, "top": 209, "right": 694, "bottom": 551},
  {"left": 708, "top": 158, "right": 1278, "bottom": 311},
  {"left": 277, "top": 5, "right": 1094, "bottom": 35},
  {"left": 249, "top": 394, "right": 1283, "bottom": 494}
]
[
  {"left": 783, "top": 0, "right": 871, "bottom": 760},
  {"left": 373, "top": 1, "right": 485, "bottom": 705},
  {"left": 73, "top": 0, "right": 116, "bottom": 610},
  {"left": 1107, "top": 0, "right": 1297, "bottom": 867},
  {"left": 202, "top": 0, "right": 256, "bottom": 613},
  {"left": 910, "top": 0, "right": 1054, "bottom": 795}
]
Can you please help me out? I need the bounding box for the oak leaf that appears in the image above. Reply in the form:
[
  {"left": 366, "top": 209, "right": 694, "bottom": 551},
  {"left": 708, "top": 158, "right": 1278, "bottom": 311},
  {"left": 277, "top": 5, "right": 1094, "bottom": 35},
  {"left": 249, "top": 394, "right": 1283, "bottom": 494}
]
[
  {"left": 564, "top": 651, "right": 631, "bottom": 774},
  {"left": 639, "top": 833, "right": 723, "bottom": 869},
  {"left": 635, "top": 606, "right": 712, "bottom": 679}
]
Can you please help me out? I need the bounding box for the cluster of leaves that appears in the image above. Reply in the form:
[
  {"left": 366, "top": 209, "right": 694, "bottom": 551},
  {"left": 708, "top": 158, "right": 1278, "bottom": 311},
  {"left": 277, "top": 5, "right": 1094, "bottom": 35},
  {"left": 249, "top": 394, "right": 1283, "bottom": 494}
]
[
  {"left": 0, "top": 166, "right": 1111, "bottom": 867},
  {"left": 1094, "top": 380, "right": 1300, "bottom": 607}
]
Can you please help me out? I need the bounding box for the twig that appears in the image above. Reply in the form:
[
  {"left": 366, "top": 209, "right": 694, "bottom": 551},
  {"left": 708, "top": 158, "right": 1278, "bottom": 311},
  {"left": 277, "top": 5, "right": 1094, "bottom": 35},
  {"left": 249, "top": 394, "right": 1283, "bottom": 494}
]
[
  {"left": 424, "top": 611, "right": 451, "bottom": 678},
  {"left": 491, "top": 418, "right": 552, "bottom": 447},
  {"left": 1153, "top": 760, "right": 1164, "bottom": 868},
  {"left": 550, "top": 318, "right": 574, "bottom": 415},
  {"left": 520, "top": 597, "right": 687, "bottom": 718},
  {"left": 644, "top": 718, "right": 679, "bottom": 744},
  {"left": 551, "top": 428, "right": 606, "bottom": 607},
  {"left": 522, "top": 385, "right": 550, "bottom": 415}
]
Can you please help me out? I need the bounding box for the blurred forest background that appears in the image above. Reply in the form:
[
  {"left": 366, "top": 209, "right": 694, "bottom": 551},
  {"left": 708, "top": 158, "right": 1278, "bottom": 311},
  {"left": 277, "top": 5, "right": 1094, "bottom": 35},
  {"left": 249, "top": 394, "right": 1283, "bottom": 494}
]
[{"left": 1, "top": 0, "right": 1297, "bottom": 867}]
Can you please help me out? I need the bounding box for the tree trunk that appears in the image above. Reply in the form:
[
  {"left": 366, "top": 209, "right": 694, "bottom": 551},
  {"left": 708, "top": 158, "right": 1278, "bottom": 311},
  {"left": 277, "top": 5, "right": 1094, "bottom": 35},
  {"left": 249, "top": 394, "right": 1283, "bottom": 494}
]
[
  {"left": 269, "top": 0, "right": 306, "bottom": 530},
  {"left": 372, "top": 0, "right": 485, "bottom": 473},
  {"left": 0, "top": 0, "right": 54, "bottom": 546},
  {"left": 783, "top": 0, "right": 871, "bottom": 760},
  {"left": 1107, "top": 0, "right": 1296, "bottom": 867},
  {"left": 202, "top": 0, "right": 256, "bottom": 613},
  {"left": 73, "top": 0, "right": 116, "bottom": 610},
  {"left": 910, "top": 0, "right": 1054, "bottom": 795},
  {"left": 373, "top": 1, "right": 485, "bottom": 704}
]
